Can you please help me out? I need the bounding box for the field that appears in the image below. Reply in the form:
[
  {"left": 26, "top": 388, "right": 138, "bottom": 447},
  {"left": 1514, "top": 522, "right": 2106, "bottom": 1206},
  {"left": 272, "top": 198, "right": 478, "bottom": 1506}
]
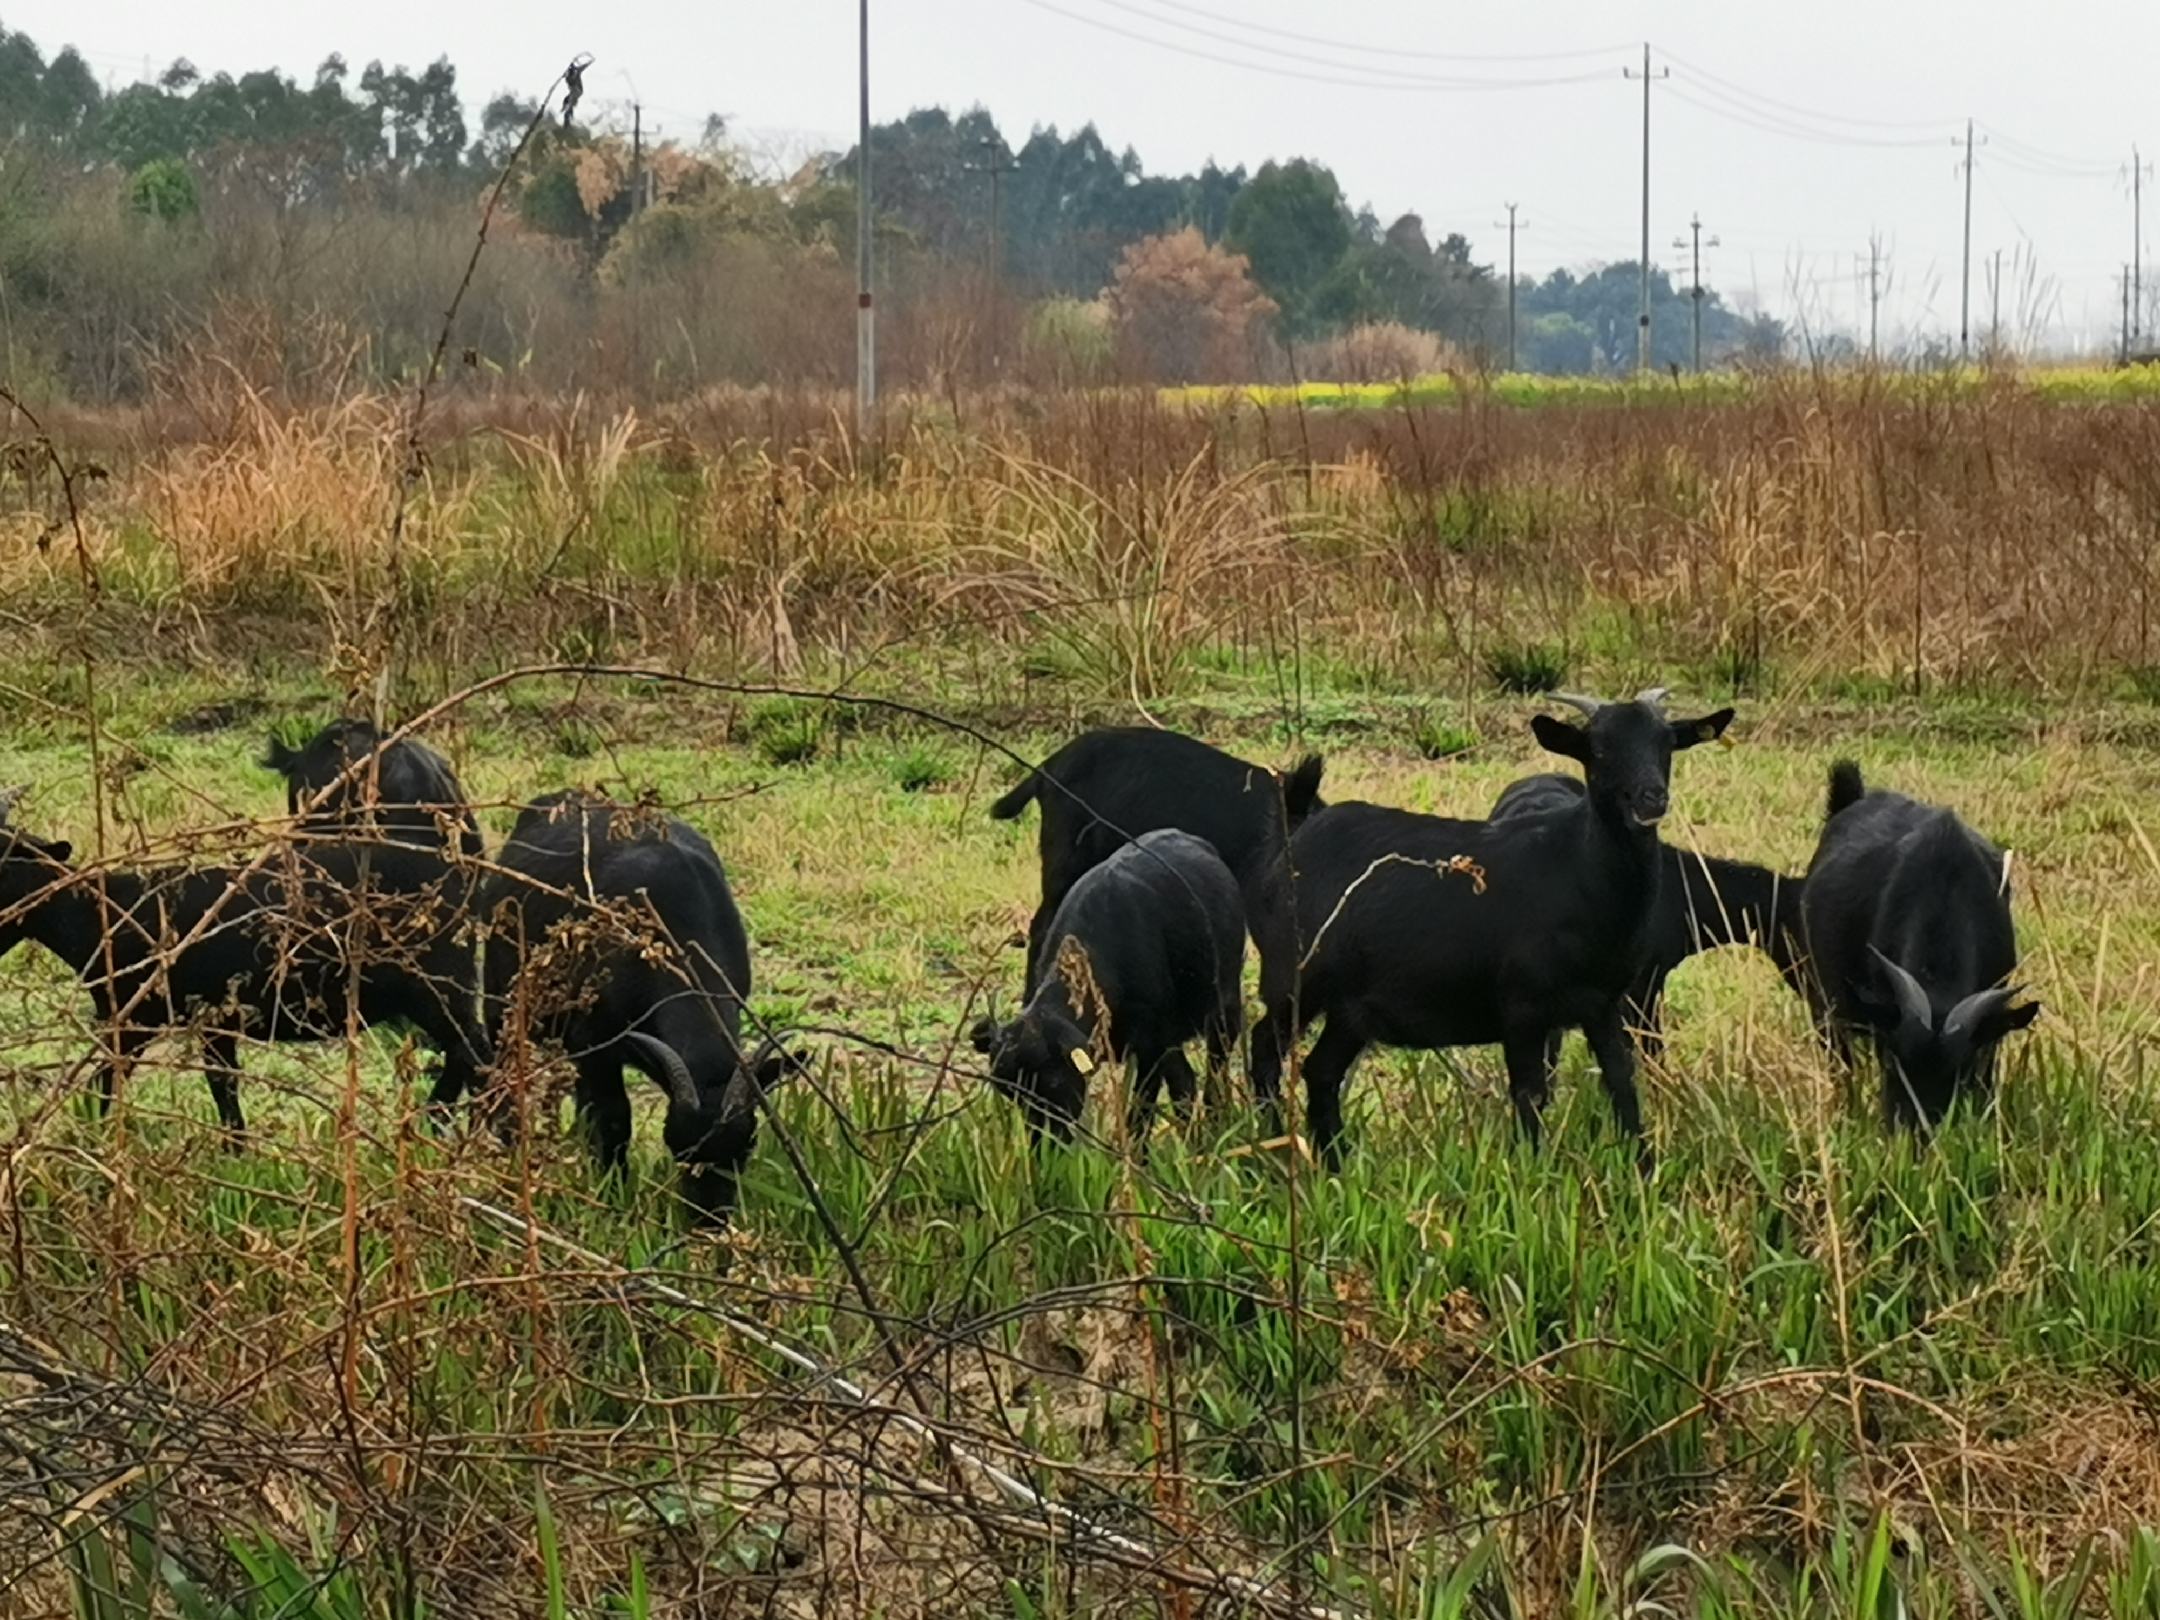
[{"left": 4, "top": 373, "right": 2160, "bottom": 1618}]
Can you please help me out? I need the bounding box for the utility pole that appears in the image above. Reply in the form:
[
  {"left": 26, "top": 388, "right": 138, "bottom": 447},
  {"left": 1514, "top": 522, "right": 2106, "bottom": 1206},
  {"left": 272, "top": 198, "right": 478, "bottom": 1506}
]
[
  {"left": 1856, "top": 233, "right": 1884, "bottom": 362},
  {"left": 964, "top": 136, "right": 1019, "bottom": 375},
  {"left": 630, "top": 103, "right": 643, "bottom": 214},
  {"left": 2132, "top": 145, "right": 2153, "bottom": 345},
  {"left": 1494, "top": 202, "right": 1528, "bottom": 371},
  {"left": 856, "top": 0, "right": 875, "bottom": 436},
  {"left": 1622, "top": 44, "right": 1668, "bottom": 374},
  {"left": 1671, "top": 213, "right": 1718, "bottom": 372},
  {"left": 1954, "top": 118, "right": 1984, "bottom": 359},
  {"left": 2123, "top": 265, "right": 2134, "bottom": 365},
  {"left": 1987, "top": 246, "right": 2003, "bottom": 356}
]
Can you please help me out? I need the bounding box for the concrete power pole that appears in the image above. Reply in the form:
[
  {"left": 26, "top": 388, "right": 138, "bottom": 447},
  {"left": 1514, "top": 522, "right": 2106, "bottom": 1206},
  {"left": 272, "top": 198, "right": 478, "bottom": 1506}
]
[
  {"left": 2133, "top": 145, "right": 2153, "bottom": 346},
  {"left": 1623, "top": 44, "right": 1668, "bottom": 374},
  {"left": 856, "top": 0, "right": 875, "bottom": 436},
  {"left": 1672, "top": 213, "right": 1718, "bottom": 372},
  {"left": 2124, "top": 265, "right": 2135, "bottom": 365},
  {"left": 1854, "top": 234, "right": 1885, "bottom": 362},
  {"left": 630, "top": 103, "right": 643, "bottom": 214},
  {"left": 964, "top": 136, "right": 1019, "bottom": 376},
  {"left": 1954, "top": 119, "right": 1984, "bottom": 358},
  {"left": 1987, "top": 247, "right": 2004, "bottom": 356},
  {"left": 1494, "top": 202, "right": 1528, "bottom": 371}
]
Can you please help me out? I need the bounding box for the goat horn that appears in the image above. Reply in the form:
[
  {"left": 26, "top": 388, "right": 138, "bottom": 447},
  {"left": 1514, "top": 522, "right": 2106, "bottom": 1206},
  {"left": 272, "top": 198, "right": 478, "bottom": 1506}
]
[
  {"left": 1633, "top": 685, "right": 1671, "bottom": 711},
  {"left": 623, "top": 1031, "right": 701, "bottom": 1114},
  {"left": 1867, "top": 946, "right": 1934, "bottom": 1033},
  {"left": 0, "top": 785, "right": 21, "bottom": 825},
  {"left": 1547, "top": 692, "right": 1603, "bottom": 717},
  {"left": 1943, "top": 984, "right": 2017, "bottom": 1041}
]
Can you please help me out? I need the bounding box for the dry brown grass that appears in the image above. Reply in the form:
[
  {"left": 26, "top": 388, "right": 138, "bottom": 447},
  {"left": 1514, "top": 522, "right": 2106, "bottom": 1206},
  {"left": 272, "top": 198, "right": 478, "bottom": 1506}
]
[{"left": 9, "top": 373, "right": 2158, "bottom": 704}]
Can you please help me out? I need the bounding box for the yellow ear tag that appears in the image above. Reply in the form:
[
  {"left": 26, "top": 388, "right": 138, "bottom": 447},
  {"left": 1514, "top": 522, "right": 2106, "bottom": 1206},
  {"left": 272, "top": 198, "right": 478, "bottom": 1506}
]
[
  {"left": 1069, "top": 1047, "right": 1096, "bottom": 1075},
  {"left": 1714, "top": 727, "right": 1736, "bottom": 749}
]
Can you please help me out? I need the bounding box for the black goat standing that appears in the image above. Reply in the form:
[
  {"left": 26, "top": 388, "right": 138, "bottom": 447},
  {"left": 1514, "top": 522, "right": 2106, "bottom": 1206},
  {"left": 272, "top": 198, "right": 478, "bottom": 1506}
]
[
  {"left": 971, "top": 828, "right": 1245, "bottom": 1142},
  {"left": 479, "top": 790, "right": 788, "bottom": 1222},
  {"left": 0, "top": 797, "right": 488, "bottom": 1136},
  {"left": 1799, "top": 761, "right": 2039, "bottom": 1127},
  {"left": 1248, "top": 690, "right": 1734, "bottom": 1164},
  {"left": 989, "top": 727, "right": 1321, "bottom": 1017},
  {"left": 264, "top": 718, "right": 484, "bottom": 856},
  {"left": 1488, "top": 772, "right": 1806, "bottom": 1073}
]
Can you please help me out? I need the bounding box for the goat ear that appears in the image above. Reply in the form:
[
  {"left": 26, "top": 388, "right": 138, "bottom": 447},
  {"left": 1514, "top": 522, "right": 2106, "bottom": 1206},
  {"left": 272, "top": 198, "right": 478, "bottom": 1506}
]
[
  {"left": 1530, "top": 714, "right": 1589, "bottom": 762},
  {"left": 1670, "top": 709, "right": 1736, "bottom": 749},
  {"left": 748, "top": 1038, "right": 800, "bottom": 1088}
]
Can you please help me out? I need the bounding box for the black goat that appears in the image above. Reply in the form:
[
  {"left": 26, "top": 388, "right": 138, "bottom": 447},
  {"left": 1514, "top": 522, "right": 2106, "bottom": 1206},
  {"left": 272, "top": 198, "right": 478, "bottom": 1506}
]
[
  {"left": 1489, "top": 772, "right": 1806, "bottom": 1070},
  {"left": 1248, "top": 690, "right": 1733, "bottom": 1163},
  {"left": 479, "top": 790, "right": 788, "bottom": 1222},
  {"left": 989, "top": 725, "right": 1321, "bottom": 1011},
  {"left": 264, "top": 718, "right": 483, "bottom": 856},
  {"left": 971, "top": 829, "right": 1245, "bottom": 1142},
  {"left": 0, "top": 803, "right": 488, "bottom": 1136},
  {"left": 1799, "top": 761, "right": 2039, "bottom": 1127}
]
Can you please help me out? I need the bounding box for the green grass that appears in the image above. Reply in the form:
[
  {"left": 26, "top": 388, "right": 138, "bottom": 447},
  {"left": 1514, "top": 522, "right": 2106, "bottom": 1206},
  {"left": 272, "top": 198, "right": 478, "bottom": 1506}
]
[{"left": 4, "top": 656, "right": 2159, "bottom": 1615}]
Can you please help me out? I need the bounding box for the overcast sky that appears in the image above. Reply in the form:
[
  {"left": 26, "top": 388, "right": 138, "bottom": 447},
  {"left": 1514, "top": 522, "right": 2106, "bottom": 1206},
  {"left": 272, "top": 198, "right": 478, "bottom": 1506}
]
[{"left": 13, "top": 0, "right": 2158, "bottom": 354}]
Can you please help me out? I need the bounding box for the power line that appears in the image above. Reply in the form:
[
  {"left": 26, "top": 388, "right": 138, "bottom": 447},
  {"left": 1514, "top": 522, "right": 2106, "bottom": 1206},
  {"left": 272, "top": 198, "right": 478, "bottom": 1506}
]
[
  {"left": 1663, "top": 77, "right": 1945, "bottom": 149},
  {"left": 1109, "top": 0, "right": 1632, "bottom": 63},
  {"left": 1654, "top": 46, "right": 1953, "bottom": 130},
  {"left": 1016, "top": 0, "right": 1613, "bottom": 91},
  {"left": 1060, "top": 0, "right": 1622, "bottom": 85},
  {"left": 1977, "top": 122, "right": 2117, "bottom": 176}
]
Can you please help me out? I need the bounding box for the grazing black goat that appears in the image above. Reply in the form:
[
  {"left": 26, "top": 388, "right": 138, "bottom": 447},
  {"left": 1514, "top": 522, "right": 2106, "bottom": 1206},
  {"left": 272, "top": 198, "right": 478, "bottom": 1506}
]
[
  {"left": 971, "top": 829, "right": 1245, "bottom": 1142},
  {"left": 0, "top": 798, "right": 488, "bottom": 1135},
  {"left": 989, "top": 725, "right": 1322, "bottom": 1000},
  {"left": 479, "top": 790, "right": 789, "bottom": 1222},
  {"left": 1247, "top": 690, "right": 1734, "bottom": 1164},
  {"left": 1799, "top": 761, "right": 2039, "bottom": 1128},
  {"left": 1489, "top": 772, "right": 1806, "bottom": 1070},
  {"left": 264, "top": 718, "right": 483, "bottom": 856}
]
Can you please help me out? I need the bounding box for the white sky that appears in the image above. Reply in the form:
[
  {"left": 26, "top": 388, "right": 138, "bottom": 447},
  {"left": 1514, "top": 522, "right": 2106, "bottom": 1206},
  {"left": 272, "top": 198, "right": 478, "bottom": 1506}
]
[{"left": 13, "top": 0, "right": 2159, "bottom": 355}]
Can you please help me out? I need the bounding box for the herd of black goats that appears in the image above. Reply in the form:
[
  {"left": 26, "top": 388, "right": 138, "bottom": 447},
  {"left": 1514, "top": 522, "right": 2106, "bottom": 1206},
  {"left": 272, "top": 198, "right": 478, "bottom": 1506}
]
[{"left": 0, "top": 686, "right": 2041, "bottom": 1223}]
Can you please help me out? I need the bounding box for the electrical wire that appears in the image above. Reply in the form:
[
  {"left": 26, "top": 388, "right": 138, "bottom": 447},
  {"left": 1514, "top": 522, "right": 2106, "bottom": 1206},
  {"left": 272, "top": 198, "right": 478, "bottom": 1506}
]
[
  {"left": 1977, "top": 121, "right": 2119, "bottom": 176},
  {"left": 1095, "top": 0, "right": 1632, "bottom": 64},
  {"left": 1056, "top": 0, "right": 1617, "bottom": 85},
  {"left": 1015, "top": 0, "right": 1614, "bottom": 92},
  {"left": 1664, "top": 79, "right": 1946, "bottom": 149},
  {"left": 1656, "top": 46, "right": 1954, "bottom": 129}
]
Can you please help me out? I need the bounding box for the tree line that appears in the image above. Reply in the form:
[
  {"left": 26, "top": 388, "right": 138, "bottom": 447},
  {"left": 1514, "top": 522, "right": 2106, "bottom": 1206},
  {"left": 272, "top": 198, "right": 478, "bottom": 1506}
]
[{"left": 0, "top": 21, "right": 1782, "bottom": 403}]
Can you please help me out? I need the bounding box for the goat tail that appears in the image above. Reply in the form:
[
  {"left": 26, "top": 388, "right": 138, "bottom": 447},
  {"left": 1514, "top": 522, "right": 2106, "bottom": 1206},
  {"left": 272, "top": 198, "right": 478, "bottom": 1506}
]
[
  {"left": 988, "top": 772, "right": 1039, "bottom": 820},
  {"left": 1826, "top": 759, "right": 1867, "bottom": 819}
]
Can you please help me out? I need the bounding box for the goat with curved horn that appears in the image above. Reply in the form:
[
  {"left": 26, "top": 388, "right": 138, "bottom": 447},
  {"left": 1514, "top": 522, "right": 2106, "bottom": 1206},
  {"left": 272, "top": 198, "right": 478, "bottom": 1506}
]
[
  {"left": 624, "top": 1030, "right": 702, "bottom": 1114},
  {"left": 1867, "top": 946, "right": 1934, "bottom": 1035}
]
